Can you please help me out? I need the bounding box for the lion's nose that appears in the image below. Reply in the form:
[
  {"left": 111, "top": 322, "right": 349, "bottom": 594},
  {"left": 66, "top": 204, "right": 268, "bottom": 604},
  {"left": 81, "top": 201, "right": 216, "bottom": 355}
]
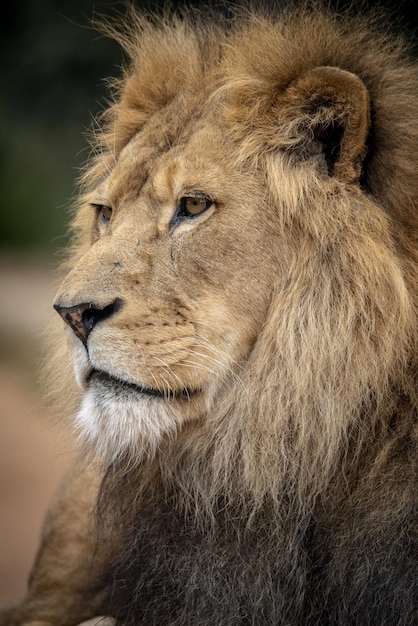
[{"left": 53, "top": 298, "right": 123, "bottom": 346}]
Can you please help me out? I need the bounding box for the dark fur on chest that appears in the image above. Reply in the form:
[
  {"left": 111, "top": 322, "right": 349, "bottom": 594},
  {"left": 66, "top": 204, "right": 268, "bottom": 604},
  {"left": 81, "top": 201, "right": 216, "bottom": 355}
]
[
  {"left": 103, "top": 491, "right": 312, "bottom": 625},
  {"left": 97, "top": 464, "right": 417, "bottom": 626}
]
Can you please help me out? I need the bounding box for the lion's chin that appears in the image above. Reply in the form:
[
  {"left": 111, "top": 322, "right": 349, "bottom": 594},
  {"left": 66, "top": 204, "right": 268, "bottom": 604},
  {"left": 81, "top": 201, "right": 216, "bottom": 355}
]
[{"left": 75, "top": 382, "right": 179, "bottom": 464}]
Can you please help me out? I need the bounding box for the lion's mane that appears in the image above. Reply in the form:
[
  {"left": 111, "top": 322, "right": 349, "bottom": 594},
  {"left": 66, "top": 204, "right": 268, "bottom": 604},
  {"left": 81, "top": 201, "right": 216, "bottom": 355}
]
[{"left": 44, "top": 4, "right": 417, "bottom": 625}]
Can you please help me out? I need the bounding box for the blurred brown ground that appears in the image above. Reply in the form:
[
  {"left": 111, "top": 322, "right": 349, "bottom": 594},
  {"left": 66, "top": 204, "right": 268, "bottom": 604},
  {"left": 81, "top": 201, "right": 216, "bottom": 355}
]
[{"left": 0, "top": 256, "right": 74, "bottom": 605}]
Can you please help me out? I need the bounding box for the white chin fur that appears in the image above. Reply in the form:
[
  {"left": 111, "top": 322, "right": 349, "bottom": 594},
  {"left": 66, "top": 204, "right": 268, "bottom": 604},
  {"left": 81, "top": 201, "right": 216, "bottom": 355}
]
[{"left": 75, "top": 385, "right": 177, "bottom": 464}]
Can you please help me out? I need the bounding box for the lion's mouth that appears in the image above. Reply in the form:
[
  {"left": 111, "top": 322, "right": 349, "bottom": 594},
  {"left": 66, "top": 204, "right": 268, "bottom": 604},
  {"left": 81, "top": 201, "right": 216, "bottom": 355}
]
[{"left": 87, "top": 368, "right": 196, "bottom": 400}]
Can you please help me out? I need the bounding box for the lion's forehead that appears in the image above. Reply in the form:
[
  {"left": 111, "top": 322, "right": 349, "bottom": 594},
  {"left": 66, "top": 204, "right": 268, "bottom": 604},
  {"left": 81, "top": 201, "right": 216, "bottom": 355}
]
[{"left": 103, "top": 119, "right": 247, "bottom": 223}]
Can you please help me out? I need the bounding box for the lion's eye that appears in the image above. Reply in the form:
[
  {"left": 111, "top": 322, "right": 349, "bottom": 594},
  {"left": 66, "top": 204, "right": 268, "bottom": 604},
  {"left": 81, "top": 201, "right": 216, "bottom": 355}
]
[
  {"left": 181, "top": 197, "right": 209, "bottom": 216},
  {"left": 92, "top": 204, "right": 113, "bottom": 225},
  {"left": 178, "top": 194, "right": 212, "bottom": 219},
  {"left": 171, "top": 194, "right": 214, "bottom": 230},
  {"left": 173, "top": 192, "right": 213, "bottom": 226}
]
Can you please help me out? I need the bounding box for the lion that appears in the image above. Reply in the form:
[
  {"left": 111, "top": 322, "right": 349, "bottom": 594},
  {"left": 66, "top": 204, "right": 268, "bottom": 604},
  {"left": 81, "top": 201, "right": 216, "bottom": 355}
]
[{"left": 1, "top": 3, "right": 417, "bottom": 625}]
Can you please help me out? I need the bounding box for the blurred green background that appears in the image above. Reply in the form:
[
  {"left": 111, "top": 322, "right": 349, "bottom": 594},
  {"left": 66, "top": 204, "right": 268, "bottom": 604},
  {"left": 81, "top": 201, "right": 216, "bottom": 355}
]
[
  {"left": 2, "top": 0, "right": 128, "bottom": 253},
  {"left": 0, "top": 0, "right": 417, "bottom": 606}
]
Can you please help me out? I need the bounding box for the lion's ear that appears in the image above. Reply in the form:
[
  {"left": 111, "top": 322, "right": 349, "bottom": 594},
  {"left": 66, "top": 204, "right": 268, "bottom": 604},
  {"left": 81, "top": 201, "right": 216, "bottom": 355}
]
[{"left": 277, "top": 66, "right": 370, "bottom": 182}]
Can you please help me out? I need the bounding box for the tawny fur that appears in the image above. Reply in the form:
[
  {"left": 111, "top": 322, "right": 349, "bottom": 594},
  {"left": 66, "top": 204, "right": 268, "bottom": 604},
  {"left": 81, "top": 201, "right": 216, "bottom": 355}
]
[{"left": 1, "top": 3, "right": 417, "bottom": 626}]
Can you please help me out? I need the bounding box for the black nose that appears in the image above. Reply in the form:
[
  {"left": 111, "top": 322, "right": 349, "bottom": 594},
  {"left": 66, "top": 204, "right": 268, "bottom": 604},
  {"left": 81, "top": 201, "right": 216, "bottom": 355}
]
[{"left": 53, "top": 298, "right": 122, "bottom": 346}]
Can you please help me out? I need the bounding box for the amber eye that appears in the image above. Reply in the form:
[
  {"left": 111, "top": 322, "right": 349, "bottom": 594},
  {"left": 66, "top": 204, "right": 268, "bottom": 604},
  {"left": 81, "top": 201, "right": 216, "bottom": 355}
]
[
  {"left": 177, "top": 194, "right": 213, "bottom": 221},
  {"left": 91, "top": 204, "right": 113, "bottom": 225},
  {"left": 183, "top": 197, "right": 209, "bottom": 215}
]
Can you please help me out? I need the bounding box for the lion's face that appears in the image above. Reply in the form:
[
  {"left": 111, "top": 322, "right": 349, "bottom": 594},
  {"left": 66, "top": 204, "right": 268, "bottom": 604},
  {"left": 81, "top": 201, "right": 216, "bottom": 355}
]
[
  {"left": 54, "top": 109, "right": 280, "bottom": 458},
  {"left": 53, "top": 13, "right": 417, "bottom": 469}
]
